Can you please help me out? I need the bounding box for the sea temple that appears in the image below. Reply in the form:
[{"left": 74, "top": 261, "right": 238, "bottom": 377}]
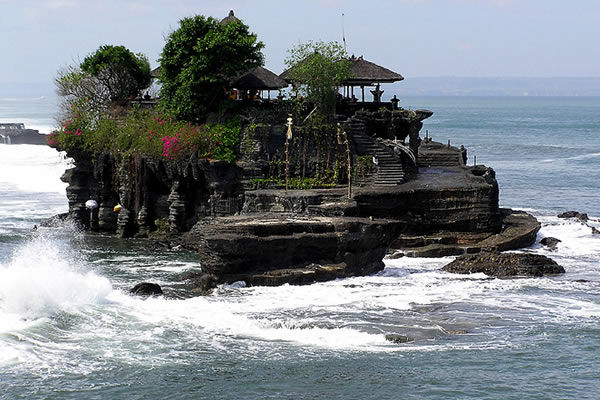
[{"left": 49, "top": 11, "right": 546, "bottom": 293}]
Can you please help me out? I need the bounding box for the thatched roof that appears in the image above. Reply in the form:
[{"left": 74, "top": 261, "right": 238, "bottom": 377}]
[
  {"left": 233, "top": 66, "right": 288, "bottom": 90},
  {"left": 280, "top": 55, "right": 403, "bottom": 86},
  {"left": 220, "top": 10, "right": 240, "bottom": 25},
  {"left": 151, "top": 66, "right": 161, "bottom": 78},
  {"left": 343, "top": 56, "right": 404, "bottom": 85}
]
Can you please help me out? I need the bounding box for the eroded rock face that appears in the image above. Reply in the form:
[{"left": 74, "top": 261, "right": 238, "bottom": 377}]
[
  {"left": 60, "top": 152, "right": 242, "bottom": 237},
  {"left": 442, "top": 251, "right": 565, "bottom": 277},
  {"left": 180, "top": 215, "right": 402, "bottom": 285},
  {"left": 392, "top": 209, "right": 540, "bottom": 257}
]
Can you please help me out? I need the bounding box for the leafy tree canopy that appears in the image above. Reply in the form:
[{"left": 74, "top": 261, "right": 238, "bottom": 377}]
[
  {"left": 158, "top": 15, "right": 264, "bottom": 123},
  {"left": 80, "top": 45, "right": 152, "bottom": 103},
  {"left": 284, "top": 41, "right": 351, "bottom": 116},
  {"left": 55, "top": 45, "right": 152, "bottom": 126}
]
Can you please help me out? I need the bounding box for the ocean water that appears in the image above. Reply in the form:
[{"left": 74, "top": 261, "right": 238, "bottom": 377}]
[{"left": 1, "top": 96, "right": 599, "bottom": 399}]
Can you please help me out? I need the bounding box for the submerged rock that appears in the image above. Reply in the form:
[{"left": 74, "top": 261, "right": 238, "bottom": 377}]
[
  {"left": 385, "top": 334, "right": 412, "bottom": 344},
  {"left": 558, "top": 211, "right": 589, "bottom": 221},
  {"left": 39, "top": 213, "right": 70, "bottom": 228},
  {"left": 442, "top": 251, "right": 565, "bottom": 277},
  {"left": 540, "top": 237, "right": 561, "bottom": 250},
  {"left": 130, "top": 282, "right": 163, "bottom": 296},
  {"left": 183, "top": 272, "right": 219, "bottom": 295},
  {"left": 446, "top": 330, "right": 469, "bottom": 335}
]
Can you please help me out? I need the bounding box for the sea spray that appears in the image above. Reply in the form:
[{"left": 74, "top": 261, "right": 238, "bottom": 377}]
[
  {"left": 0, "top": 227, "right": 112, "bottom": 326},
  {"left": 0, "top": 145, "right": 71, "bottom": 194}
]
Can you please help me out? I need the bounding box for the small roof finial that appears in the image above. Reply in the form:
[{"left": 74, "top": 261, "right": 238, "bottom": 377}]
[{"left": 221, "top": 9, "right": 239, "bottom": 24}]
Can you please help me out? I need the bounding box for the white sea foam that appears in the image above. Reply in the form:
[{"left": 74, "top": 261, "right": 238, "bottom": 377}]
[
  {"left": 0, "top": 145, "right": 70, "bottom": 193},
  {"left": 0, "top": 232, "right": 113, "bottom": 328},
  {"left": 536, "top": 215, "right": 600, "bottom": 260}
]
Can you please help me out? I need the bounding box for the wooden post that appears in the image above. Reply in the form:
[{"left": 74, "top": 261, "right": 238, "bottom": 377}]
[
  {"left": 337, "top": 123, "right": 352, "bottom": 199},
  {"left": 346, "top": 133, "right": 352, "bottom": 199},
  {"left": 285, "top": 116, "right": 293, "bottom": 193}
]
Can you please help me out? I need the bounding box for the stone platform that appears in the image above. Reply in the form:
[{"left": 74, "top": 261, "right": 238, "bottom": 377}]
[
  {"left": 179, "top": 214, "right": 402, "bottom": 287},
  {"left": 391, "top": 208, "right": 540, "bottom": 257}
]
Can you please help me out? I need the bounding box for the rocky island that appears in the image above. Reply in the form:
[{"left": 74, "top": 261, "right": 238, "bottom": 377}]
[
  {"left": 0, "top": 123, "right": 47, "bottom": 145},
  {"left": 47, "top": 11, "right": 553, "bottom": 293},
  {"left": 55, "top": 104, "right": 543, "bottom": 291}
]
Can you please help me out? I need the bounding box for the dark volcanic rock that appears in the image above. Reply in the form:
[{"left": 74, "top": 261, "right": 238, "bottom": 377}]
[
  {"left": 0, "top": 124, "right": 48, "bottom": 145},
  {"left": 540, "top": 237, "right": 561, "bottom": 250},
  {"left": 39, "top": 213, "right": 70, "bottom": 228},
  {"left": 181, "top": 272, "right": 219, "bottom": 295},
  {"left": 442, "top": 251, "right": 565, "bottom": 277},
  {"left": 558, "top": 211, "right": 588, "bottom": 221},
  {"left": 181, "top": 215, "right": 402, "bottom": 286},
  {"left": 592, "top": 227, "right": 600, "bottom": 235},
  {"left": 385, "top": 334, "right": 412, "bottom": 344},
  {"left": 130, "top": 282, "right": 163, "bottom": 296},
  {"left": 392, "top": 209, "right": 540, "bottom": 257}
]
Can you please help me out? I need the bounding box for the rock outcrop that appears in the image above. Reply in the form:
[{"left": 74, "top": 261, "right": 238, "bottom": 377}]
[
  {"left": 54, "top": 106, "right": 530, "bottom": 289},
  {"left": 540, "top": 237, "right": 561, "bottom": 250},
  {"left": 180, "top": 215, "right": 402, "bottom": 286},
  {"left": 558, "top": 211, "right": 588, "bottom": 221},
  {"left": 0, "top": 123, "right": 48, "bottom": 145},
  {"left": 442, "top": 251, "right": 565, "bottom": 277},
  {"left": 385, "top": 334, "right": 412, "bottom": 344},
  {"left": 392, "top": 209, "right": 540, "bottom": 257},
  {"left": 130, "top": 282, "right": 163, "bottom": 296}
]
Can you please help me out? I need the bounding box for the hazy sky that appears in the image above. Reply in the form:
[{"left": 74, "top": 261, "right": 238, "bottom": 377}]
[{"left": 1, "top": 0, "right": 599, "bottom": 84}]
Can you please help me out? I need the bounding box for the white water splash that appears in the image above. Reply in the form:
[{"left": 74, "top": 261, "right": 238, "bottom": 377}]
[
  {"left": 0, "top": 231, "right": 113, "bottom": 330},
  {"left": 0, "top": 145, "right": 70, "bottom": 194}
]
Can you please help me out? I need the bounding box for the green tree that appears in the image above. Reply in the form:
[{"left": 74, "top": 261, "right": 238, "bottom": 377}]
[
  {"left": 80, "top": 45, "right": 152, "bottom": 103},
  {"left": 158, "top": 15, "right": 264, "bottom": 122},
  {"left": 55, "top": 45, "right": 152, "bottom": 121},
  {"left": 284, "top": 41, "right": 351, "bottom": 116}
]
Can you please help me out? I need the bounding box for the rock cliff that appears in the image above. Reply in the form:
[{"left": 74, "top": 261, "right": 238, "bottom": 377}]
[{"left": 56, "top": 108, "right": 519, "bottom": 289}]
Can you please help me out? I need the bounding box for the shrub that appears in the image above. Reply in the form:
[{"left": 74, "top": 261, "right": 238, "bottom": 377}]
[{"left": 48, "top": 107, "right": 241, "bottom": 163}]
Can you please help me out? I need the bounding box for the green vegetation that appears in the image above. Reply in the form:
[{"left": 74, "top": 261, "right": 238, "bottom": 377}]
[
  {"left": 56, "top": 45, "right": 152, "bottom": 118},
  {"left": 49, "top": 13, "right": 355, "bottom": 185},
  {"left": 48, "top": 106, "right": 241, "bottom": 163},
  {"left": 80, "top": 45, "right": 152, "bottom": 103},
  {"left": 158, "top": 15, "right": 264, "bottom": 122},
  {"left": 251, "top": 177, "right": 337, "bottom": 190},
  {"left": 284, "top": 41, "right": 351, "bottom": 116},
  {"left": 52, "top": 31, "right": 246, "bottom": 164}
]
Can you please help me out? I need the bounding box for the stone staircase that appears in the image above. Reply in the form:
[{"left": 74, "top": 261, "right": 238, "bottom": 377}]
[
  {"left": 418, "top": 141, "right": 465, "bottom": 168},
  {"left": 348, "top": 119, "right": 405, "bottom": 187}
]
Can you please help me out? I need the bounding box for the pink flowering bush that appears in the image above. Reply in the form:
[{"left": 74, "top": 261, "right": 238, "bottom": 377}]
[{"left": 49, "top": 104, "right": 240, "bottom": 163}]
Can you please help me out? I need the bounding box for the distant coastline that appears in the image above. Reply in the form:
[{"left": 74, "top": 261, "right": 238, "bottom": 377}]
[
  {"left": 3, "top": 77, "right": 600, "bottom": 102},
  {"left": 391, "top": 77, "right": 600, "bottom": 97}
]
